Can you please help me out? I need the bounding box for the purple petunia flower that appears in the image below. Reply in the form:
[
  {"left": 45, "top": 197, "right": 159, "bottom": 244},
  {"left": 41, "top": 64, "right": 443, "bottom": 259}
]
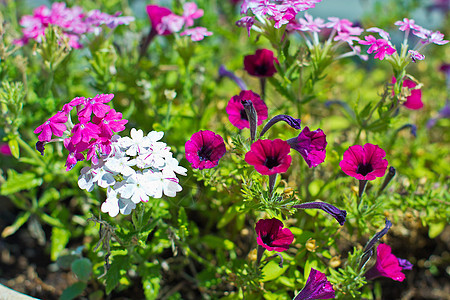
[
  {"left": 255, "top": 218, "right": 294, "bottom": 252},
  {"left": 185, "top": 130, "right": 226, "bottom": 170},
  {"left": 339, "top": 143, "right": 388, "bottom": 181},
  {"left": 398, "top": 258, "right": 413, "bottom": 270},
  {"left": 259, "top": 114, "right": 302, "bottom": 137},
  {"left": 244, "top": 49, "right": 278, "bottom": 78},
  {"left": 146, "top": 5, "right": 173, "bottom": 36},
  {"left": 244, "top": 139, "right": 292, "bottom": 175},
  {"left": 287, "top": 126, "right": 327, "bottom": 168},
  {"left": 226, "top": 90, "right": 268, "bottom": 129},
  {"left": 294, "top": 268, "right": 336, "bottom": 300},
  {"left": 365, "top": 243, "right": 407, "bottom": 282}
]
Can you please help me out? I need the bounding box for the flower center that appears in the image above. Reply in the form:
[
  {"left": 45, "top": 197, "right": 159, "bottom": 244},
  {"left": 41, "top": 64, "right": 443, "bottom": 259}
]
[
  {"left": 264, "top": 156, "right": 279, "bottom": 169},
  {"left": 198, "top": 145, "right": 213, "bottom": 162},
  {"left": 255, "top": 64, "right": 268, "bottom": 75},
  {"left": 356, "top": 163, "right": 373, "bottom": 176},
  {"left": 261, "top": 234, "right": 272, "bottom": 246},
  {"left": 240, "top": 109, "right": 248, "bottom": 121}
]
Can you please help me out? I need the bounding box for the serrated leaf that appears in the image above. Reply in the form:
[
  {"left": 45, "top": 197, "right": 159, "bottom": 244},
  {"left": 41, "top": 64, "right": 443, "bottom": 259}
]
[
  {"left": 51, "top": 227, "right": 71, "bottom": 261},
  {"left": 59, "top": 282, "right": 87, "bottom": 300},
  {"left": 1, "top": 211, "right": 31, "bottom": 238},
  {"left": 0, "top": 169, "right": 43, "bottom": 195},
  {"left": 8, "top": 138, "right": 19, "bottom": 159},
  {"left": 105, "top": 255, "right": 130, "bottom": 294},
  {"left": 71, "top": 258, "right": 92, "bottom": 281},
  {"left": 141, "top": 263, "right": 161, "bottom": 300}
]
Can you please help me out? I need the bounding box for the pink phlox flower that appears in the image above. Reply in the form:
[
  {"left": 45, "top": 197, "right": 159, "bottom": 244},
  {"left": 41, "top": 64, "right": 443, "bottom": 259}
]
[
  {"left": 359, "top": 35, "right": 396, "bottom": 60},
  {"left": 34, "top": 111, "right": 68, "bottom": 142},
  {"left": 77, "top": 94, "right": 113, "bottom": 121},
  {"left": 326, "top": 17, "right": 353, "bottom": 32},
  {"left": 297, "top": 12, "right": 325, "bottom": 32},
  {"left": 350, "top": 45, "right": 369, "bottom": 61},
  {"left": 157, "top": 14, "right": 185, "bottom": 35},
  {"left": 240, "top": 0, "right": 252, "bottom": 14},
  {"left": 236, "top": 16, "right": 255, "bottom": 37},
  {"left": 64, "top": 140, "right": 88, "bottom": 171},
  {"left": 182, "top": 2, "right": 204, "bottom": 27},
  {"left": 394, "top": 18, "right": 420, "bottom": 31},
  {"left": 334, "top": 32, "right": 360, "bottom": 45},
  {"left": 270, "top": 8, "right": 296, "bottom": 29},
  {"left": 180, "top": 27, "right": 213, "bottom": 42},
  {"left": 408, "top": 50, "right": 425, "bottom": 62},
  {"left": 93, "top": 108, "right": 128, "bottom": 136},
  {"left": 251, "top": 0, "right": 279, "bottom": 16},
  {"left": 427, "top": 30, "right": 449, "bottom": 45},
  {"left": 373, "top": 42, "right": 396, "bottom": 60},
  {"left": 367, "top": 27, "right": 390, "bottom": 40},
  {"left": 255, "top": 218, "right": 294, "bottom": 252},
  {"left": 339, "top": 143, "right": 388, "bottom": 181},
  {"left": 70, "top": 121, "right": 100, "bottom": 144},
  {"left": 365, "top": 244, "right": 406, "bottom": 282},
  {"left": 146, "top": 5, "right": 173, "bottom": 35}
]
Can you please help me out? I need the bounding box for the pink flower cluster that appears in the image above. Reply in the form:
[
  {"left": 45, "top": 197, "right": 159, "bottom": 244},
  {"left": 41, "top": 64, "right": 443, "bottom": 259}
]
[
  {"left": 146, "top": 2, "right": 212, "bottom": 42},
  {"left": 15, "top": 2, "right": 134, "bottom": 48},
  {"left": 240, "top": 0, "right": 322, "bottom": 29},
  {"left": 359, "top": 18, "right": 448, "bottom": 61},
  {"left": 34, "top": 94, "right": 128, "bottom": 171}
]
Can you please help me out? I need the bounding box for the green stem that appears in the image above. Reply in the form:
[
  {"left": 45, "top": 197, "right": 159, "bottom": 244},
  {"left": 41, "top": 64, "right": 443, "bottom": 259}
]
[{"left": 16, "top": 136, "right": 46, "bottom": 167}]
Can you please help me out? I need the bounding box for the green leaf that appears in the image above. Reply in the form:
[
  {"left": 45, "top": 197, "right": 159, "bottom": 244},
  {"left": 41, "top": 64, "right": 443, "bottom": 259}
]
[
  {"left": 217, "top": 204, "right": 239, "bottom": 229},
  {"left": 71, "top": 258, "right": 92, "bottom": 281},
  {"left": 59, "top": 282, "right": 87, "bottom": 300},
  {"left": 0, "top": 169, "right": 43, "bottom": 195},
  {"left": 105, "top": 255, "right": 130, "bottom": 294},
  {"left": 1, "top": 211, "right": 31, "bottom": 238},
  {"left": 261, "top": 260, "right": 289, "bottom": 282},
  {"left": 39, "top": 212, "right": 64, "bottom": 227},
  {"left": 428, "top": 222, "right": 446, "bottom": 238},
  {"left": 56, "top": 254, "right": 78, "bottom": 270},
  {"left": 51, "top": 227, "right": 71, "bottom": 261},
  {"left": 8, "top": 138, "right": 19, "bottom": 159},
  {"left": 140, "top": 263, "right": 161, "bottom": 300}
]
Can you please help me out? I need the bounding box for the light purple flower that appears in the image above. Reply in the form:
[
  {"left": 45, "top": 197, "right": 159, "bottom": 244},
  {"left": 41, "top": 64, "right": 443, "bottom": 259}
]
[{"left": 296, "top": 12, "right": 325, "bottom": 32}]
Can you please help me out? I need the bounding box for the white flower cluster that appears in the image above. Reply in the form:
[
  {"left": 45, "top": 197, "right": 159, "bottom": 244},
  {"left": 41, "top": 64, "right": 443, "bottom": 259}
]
[{"left": 78, "top": 128, "right": 187, "bottom": 217}]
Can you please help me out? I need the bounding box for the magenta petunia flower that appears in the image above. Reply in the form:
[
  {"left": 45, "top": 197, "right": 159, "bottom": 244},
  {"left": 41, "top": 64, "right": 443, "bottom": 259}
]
[
  {"left": 226, "top": 90, "right": 268, "bottom": 129},
  {"left": 392, "top": 77, "right": 423, "bottom": 110},
  {"left": 365, "top": 243, "right": 406, "bottom": 282},
  {"left": 146, "top": 5, "right": 173, "bottom": 36},
  {"left": 245, "top": 139, "right": 292, "bottom": 175},
  {"left": 287, "top": 126, "right": 327, "bottom": 168},
  {"left": 185, "top": 130, "right": 226, "bottom": 170},
  {"left": 255, "top": 218, "right": 294, "bottom": 252},
  {"left": 294, "top": 268, "right": 336, "bottom": 300},
  {"left": 244, "top": 49, "right": 278, "bottom": 78},
  {"left": 339, "top": 143, "right": 388, "bottom": 181}
]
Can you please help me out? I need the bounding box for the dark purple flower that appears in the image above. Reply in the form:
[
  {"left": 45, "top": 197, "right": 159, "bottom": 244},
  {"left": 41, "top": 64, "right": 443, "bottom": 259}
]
[
  {"left": 287, "top": 127, "right": 327, "bottom": 168},
  {"left": 244, "top": 139, "right": 292, "bottom": 175},
  {"left": 255, "top": 218, "right": 294, "bottom": 252},
  {"left": 293, "top": 202, "right": 346, "bottom": 226},
  {"left": 226, "top": 90, "right": 268, "bottom": 129},
  {"left": 259, "top": 114, "right": 302, "bottom": 137},
  {"left": 185, "top": 130, "right": 226, "bottom": 170},
  {"left": 244, "top": 49, "right": 278, "bottom": 78},
  {"left": 365, "top": 244, "right": 406, "bottom": 282},
  {"left": 294, "top": 268, "right": 336, "bottom": 300},
  {"left": 339, "top": 143, "right": 388, "bottom": 181}
]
